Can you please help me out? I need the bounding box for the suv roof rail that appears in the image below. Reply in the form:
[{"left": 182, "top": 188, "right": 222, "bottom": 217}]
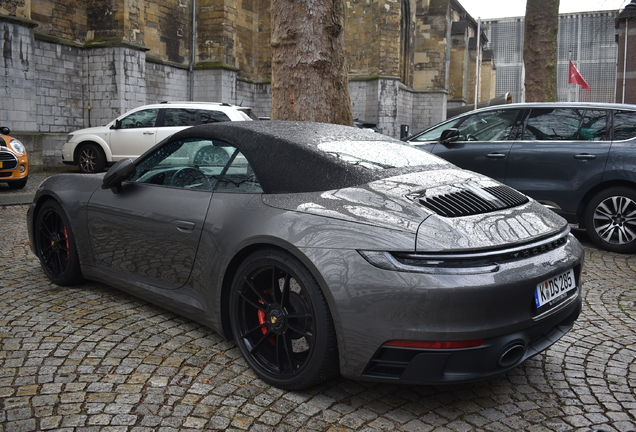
[{"left": 159, "top": 101, "right": 230, "bottom": 106}]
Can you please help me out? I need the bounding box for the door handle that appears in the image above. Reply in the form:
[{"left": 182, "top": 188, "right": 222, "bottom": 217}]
[
  {"left": 486, "top": 153, "right": 506, "bottom": 159},
  {"left": 574, "top": 154, "right": 597, "bottom": 160},
  {"left": 143, "top": 131, "right": 155, "bottom": 135},
  {"left": 171, "top": 220, "right": 196, "bottom": 232}
]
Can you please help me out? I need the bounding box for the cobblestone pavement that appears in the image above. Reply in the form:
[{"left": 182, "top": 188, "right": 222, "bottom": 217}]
[
  {"left": 1, "top": 186, "right": 635, "bottom": 431},
  {"left": 0, "top": 167, "right": 76, "bottom": 206}
]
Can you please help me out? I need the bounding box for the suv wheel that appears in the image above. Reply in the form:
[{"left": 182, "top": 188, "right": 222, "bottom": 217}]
[
  {"left": 78, "top": 143, "right": 106, "bottom": 173},
  {"left": 585, "top": 187, "right": 636, "bottom": 254}
]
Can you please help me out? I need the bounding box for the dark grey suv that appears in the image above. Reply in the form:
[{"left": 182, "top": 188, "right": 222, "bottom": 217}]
[{"left": 405, "top": 102, "right": 636, "bottom": 254}]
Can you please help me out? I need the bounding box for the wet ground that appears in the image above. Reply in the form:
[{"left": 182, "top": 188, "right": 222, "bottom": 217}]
[{"left": 1, "top": 172, "right": 635, "bottom": 431}]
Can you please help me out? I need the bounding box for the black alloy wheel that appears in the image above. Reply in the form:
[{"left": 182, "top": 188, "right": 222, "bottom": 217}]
[
  {"left": 585, "top": 186, "right": 636, "bottom": 254},
  {"left": 35, "top": 201, "right": 83, "bottom": 286},
  {"left": 78, "top": 143, "right": 106, "bottom": 173},
  {"left": 230, "top": 249, "right": 338, "bottom": 390}
]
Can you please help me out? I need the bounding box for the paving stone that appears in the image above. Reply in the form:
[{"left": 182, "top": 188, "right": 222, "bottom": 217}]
[{"left": 1, "top": 201, "right": 636, "bottom": 431}]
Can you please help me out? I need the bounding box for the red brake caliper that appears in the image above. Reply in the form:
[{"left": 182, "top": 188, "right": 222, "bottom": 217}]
[
  {"left": 257, "top": 303, "right": 268, "bottom": 335},
  {"left": 257, "top": 290, "right": 276, "bottom": 344},
  {"left": 62, "top": 226, "right": 70, "bottom": 259}
]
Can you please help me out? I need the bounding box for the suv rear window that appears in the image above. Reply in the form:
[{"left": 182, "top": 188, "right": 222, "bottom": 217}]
[
  {"left": 522, "top": 108, "right": 608, "bottom": 141},
  {"left": 163, "top": 108, "right": 231, "bottom": 126},
  {"left": 613, "top": 111, "right": 636, "bottom": 141}
]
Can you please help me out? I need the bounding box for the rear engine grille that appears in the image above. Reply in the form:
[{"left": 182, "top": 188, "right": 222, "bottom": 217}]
[
  {"left": 417, "top": 185, "right": 529, "bottom": 218},
  {"left": 0, "top": 151, "right": 18, "bottom": 170}
]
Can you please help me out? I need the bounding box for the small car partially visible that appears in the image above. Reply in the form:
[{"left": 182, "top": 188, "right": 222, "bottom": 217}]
[{"left": 0, "top": 126, "right": 28, "bottom": 189}]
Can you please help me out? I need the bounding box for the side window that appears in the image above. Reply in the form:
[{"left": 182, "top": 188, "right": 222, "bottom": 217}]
[
  {"left": 578, "top": 110, "right": 608, "bottom": 141},
  {"left": 163, "top": 108, "right": 198, "bottom": 127},
  {"left": 132, "top": 139, "right": 262, "bottom": 193},
  {"left": 215, "top": 153, "right": 263, "bottom": 193},
  {"left": 455, "top": 109, "right": 520, "bottom": 141},
  {"left": 613, "top": 110, "right": 636, "bottom": 141},
  {"left": 119, "top": 109, "right": 159, "bottom": 129},
  {"left": 522, "top": 109, "right": 583, "bottom": 140},
  {"left": 198, "top": 110, "right": 232, "bottom": 124}
]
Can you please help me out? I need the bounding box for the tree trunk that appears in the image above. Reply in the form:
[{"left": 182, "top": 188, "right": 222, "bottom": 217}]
[
  {"left": 523, "top": 0, "right": 560, "bottom": 102},
  {"left": 271, "top": 0, "right": 353, "bottom": 125}
]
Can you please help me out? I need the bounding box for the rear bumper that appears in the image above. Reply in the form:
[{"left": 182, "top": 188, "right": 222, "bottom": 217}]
[{"left": 360, "top": 296, "right": 581, "bottom": 384}]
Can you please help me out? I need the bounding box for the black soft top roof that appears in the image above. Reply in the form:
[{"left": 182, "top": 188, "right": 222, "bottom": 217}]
[{"left": 170, "top": 121, "right": 425, "bottom": 194}]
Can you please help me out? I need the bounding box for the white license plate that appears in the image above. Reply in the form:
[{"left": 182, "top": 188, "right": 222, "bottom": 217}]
[{"left": 535, "top": 268, "right": 576, "bottom": 308}]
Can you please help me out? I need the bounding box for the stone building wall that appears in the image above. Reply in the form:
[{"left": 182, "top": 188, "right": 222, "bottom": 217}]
[
  {"left": 33, "top": 38, "right": 84, "bottom": 135},
  {"left": 345, "top": 0, "right": 384, "bottom": 78},
  {"left": 1, "top": 0, "right": 494, "bottom": 167},
  {"left": 237, "top": 81, "right": 272, "bottom": 118},
  {"left": 145, "top": 61, "right": 190, "bottom": 104},
  {"left": 1, "top": 16, "right": 39, "bottom": 133}
]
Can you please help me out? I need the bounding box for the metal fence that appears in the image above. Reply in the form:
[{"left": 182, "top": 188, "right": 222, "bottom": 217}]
[{"left": 484, "top": 11, "right": 618, "bottom": 103}]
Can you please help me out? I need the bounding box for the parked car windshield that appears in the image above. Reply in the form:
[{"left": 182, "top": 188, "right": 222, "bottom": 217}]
[
  {"left": 409, "top": 117, "right": 464, "bottom": 142},
  {"left": 410, "top": 109, "right": 520, "bottom": 142}
]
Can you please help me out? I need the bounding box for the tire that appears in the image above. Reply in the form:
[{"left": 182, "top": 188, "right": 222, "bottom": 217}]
[
  {"left": 584, "top": 186, "right": 636, "bottom": 254},
  {"left": 229, "top": 249, "right": 339, "bottom": 389},
  {"left": 34, "top": 200, "right": 84, "bottom": 286},
  {"left": 77, "top": 143, "right": 106, "bottom": 173},
  {"left": 7, "top": 177, "right": 28, "bottom": 189}
]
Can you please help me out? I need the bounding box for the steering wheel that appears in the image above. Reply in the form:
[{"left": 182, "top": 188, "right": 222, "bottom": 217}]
[
  {"left": 171, "top": 167, "right": 206, "bottom": 188},
  {"left": 465, "top": 134, "right": 477, "bottom": 141},
  {"left": 194, "top": 146, "right": 230, "bottom": 166}
]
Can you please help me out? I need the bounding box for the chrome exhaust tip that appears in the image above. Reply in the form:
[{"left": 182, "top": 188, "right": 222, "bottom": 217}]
[{"left": 498, "top": 343, "right": 526, "bottom": 367}]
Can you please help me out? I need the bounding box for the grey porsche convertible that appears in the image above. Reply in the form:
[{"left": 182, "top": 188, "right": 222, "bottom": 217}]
[{"left": 27, "top": 121, "right": 583, "bottom": 389}]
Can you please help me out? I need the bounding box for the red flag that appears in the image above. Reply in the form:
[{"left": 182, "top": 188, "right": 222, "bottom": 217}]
[{"left": 569, "top": 60, "right": 590, "bottom": 90}]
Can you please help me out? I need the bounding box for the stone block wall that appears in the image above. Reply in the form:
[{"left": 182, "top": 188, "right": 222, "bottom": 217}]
[
  {"left": 34, "top": 38, "right": 85, "bottom": 132},
  {"left": 1, "top": 17, "right": 39, "bottom": 132},
  {"left": 84, "top": 46, "right": 148, "bottom": 126},
  {"left": 351, "top": 78, "right": 447, "bottom": 136},
  {"left": 236, "top": 81, "right": 272, "bottom": 119},
  {"left": 192, "top": 68, "right": 236, "bottom": 104},
  {"left": 145, "top": 61, "right": 190, "bottom": 104},
  {"left": 414, "top": 90, "right": 447, "bottom": 130}
]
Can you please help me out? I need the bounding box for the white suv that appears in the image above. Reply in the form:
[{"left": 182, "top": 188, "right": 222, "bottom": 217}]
[{"left": 62, "top": 102, "right": 258, "bottom": 173}]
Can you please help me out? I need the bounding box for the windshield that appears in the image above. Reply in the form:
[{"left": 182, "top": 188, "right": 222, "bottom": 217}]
[
  {"left": 410, "top": 117, "right": 464, "bottom": 142},
  {"left": 318, "top": 140, "right": 445, "bottom": 170}
]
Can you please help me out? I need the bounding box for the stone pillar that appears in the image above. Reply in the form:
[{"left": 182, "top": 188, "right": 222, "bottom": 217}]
[
  {"left": 616, "top": 1, "right": 636, "bottom": 104},
  {"left": 85, "top": 44, "right": 149, "bottom": 126},
  {"left": 0, "top": 15, "right": 39, "bottom": 133},
  {"left": 193, "top": 67, "right": 238, "bottom": 104},
  {"left": 448, "top": 20, "right": 469, "bottom": 103}
]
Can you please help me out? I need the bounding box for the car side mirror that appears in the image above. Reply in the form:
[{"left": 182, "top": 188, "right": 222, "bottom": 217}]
[
  {"left": 111, "top": 119, "right": 122, "bottom": 130},
  {"left": 439, "top": 128, "right": 460, "bottom": 144},
  {"left": 0, "top": 126, "right": 10, "bottom": 135},
  {"left": 102, "top": 159, "right": 136, "bottom": 193}
]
